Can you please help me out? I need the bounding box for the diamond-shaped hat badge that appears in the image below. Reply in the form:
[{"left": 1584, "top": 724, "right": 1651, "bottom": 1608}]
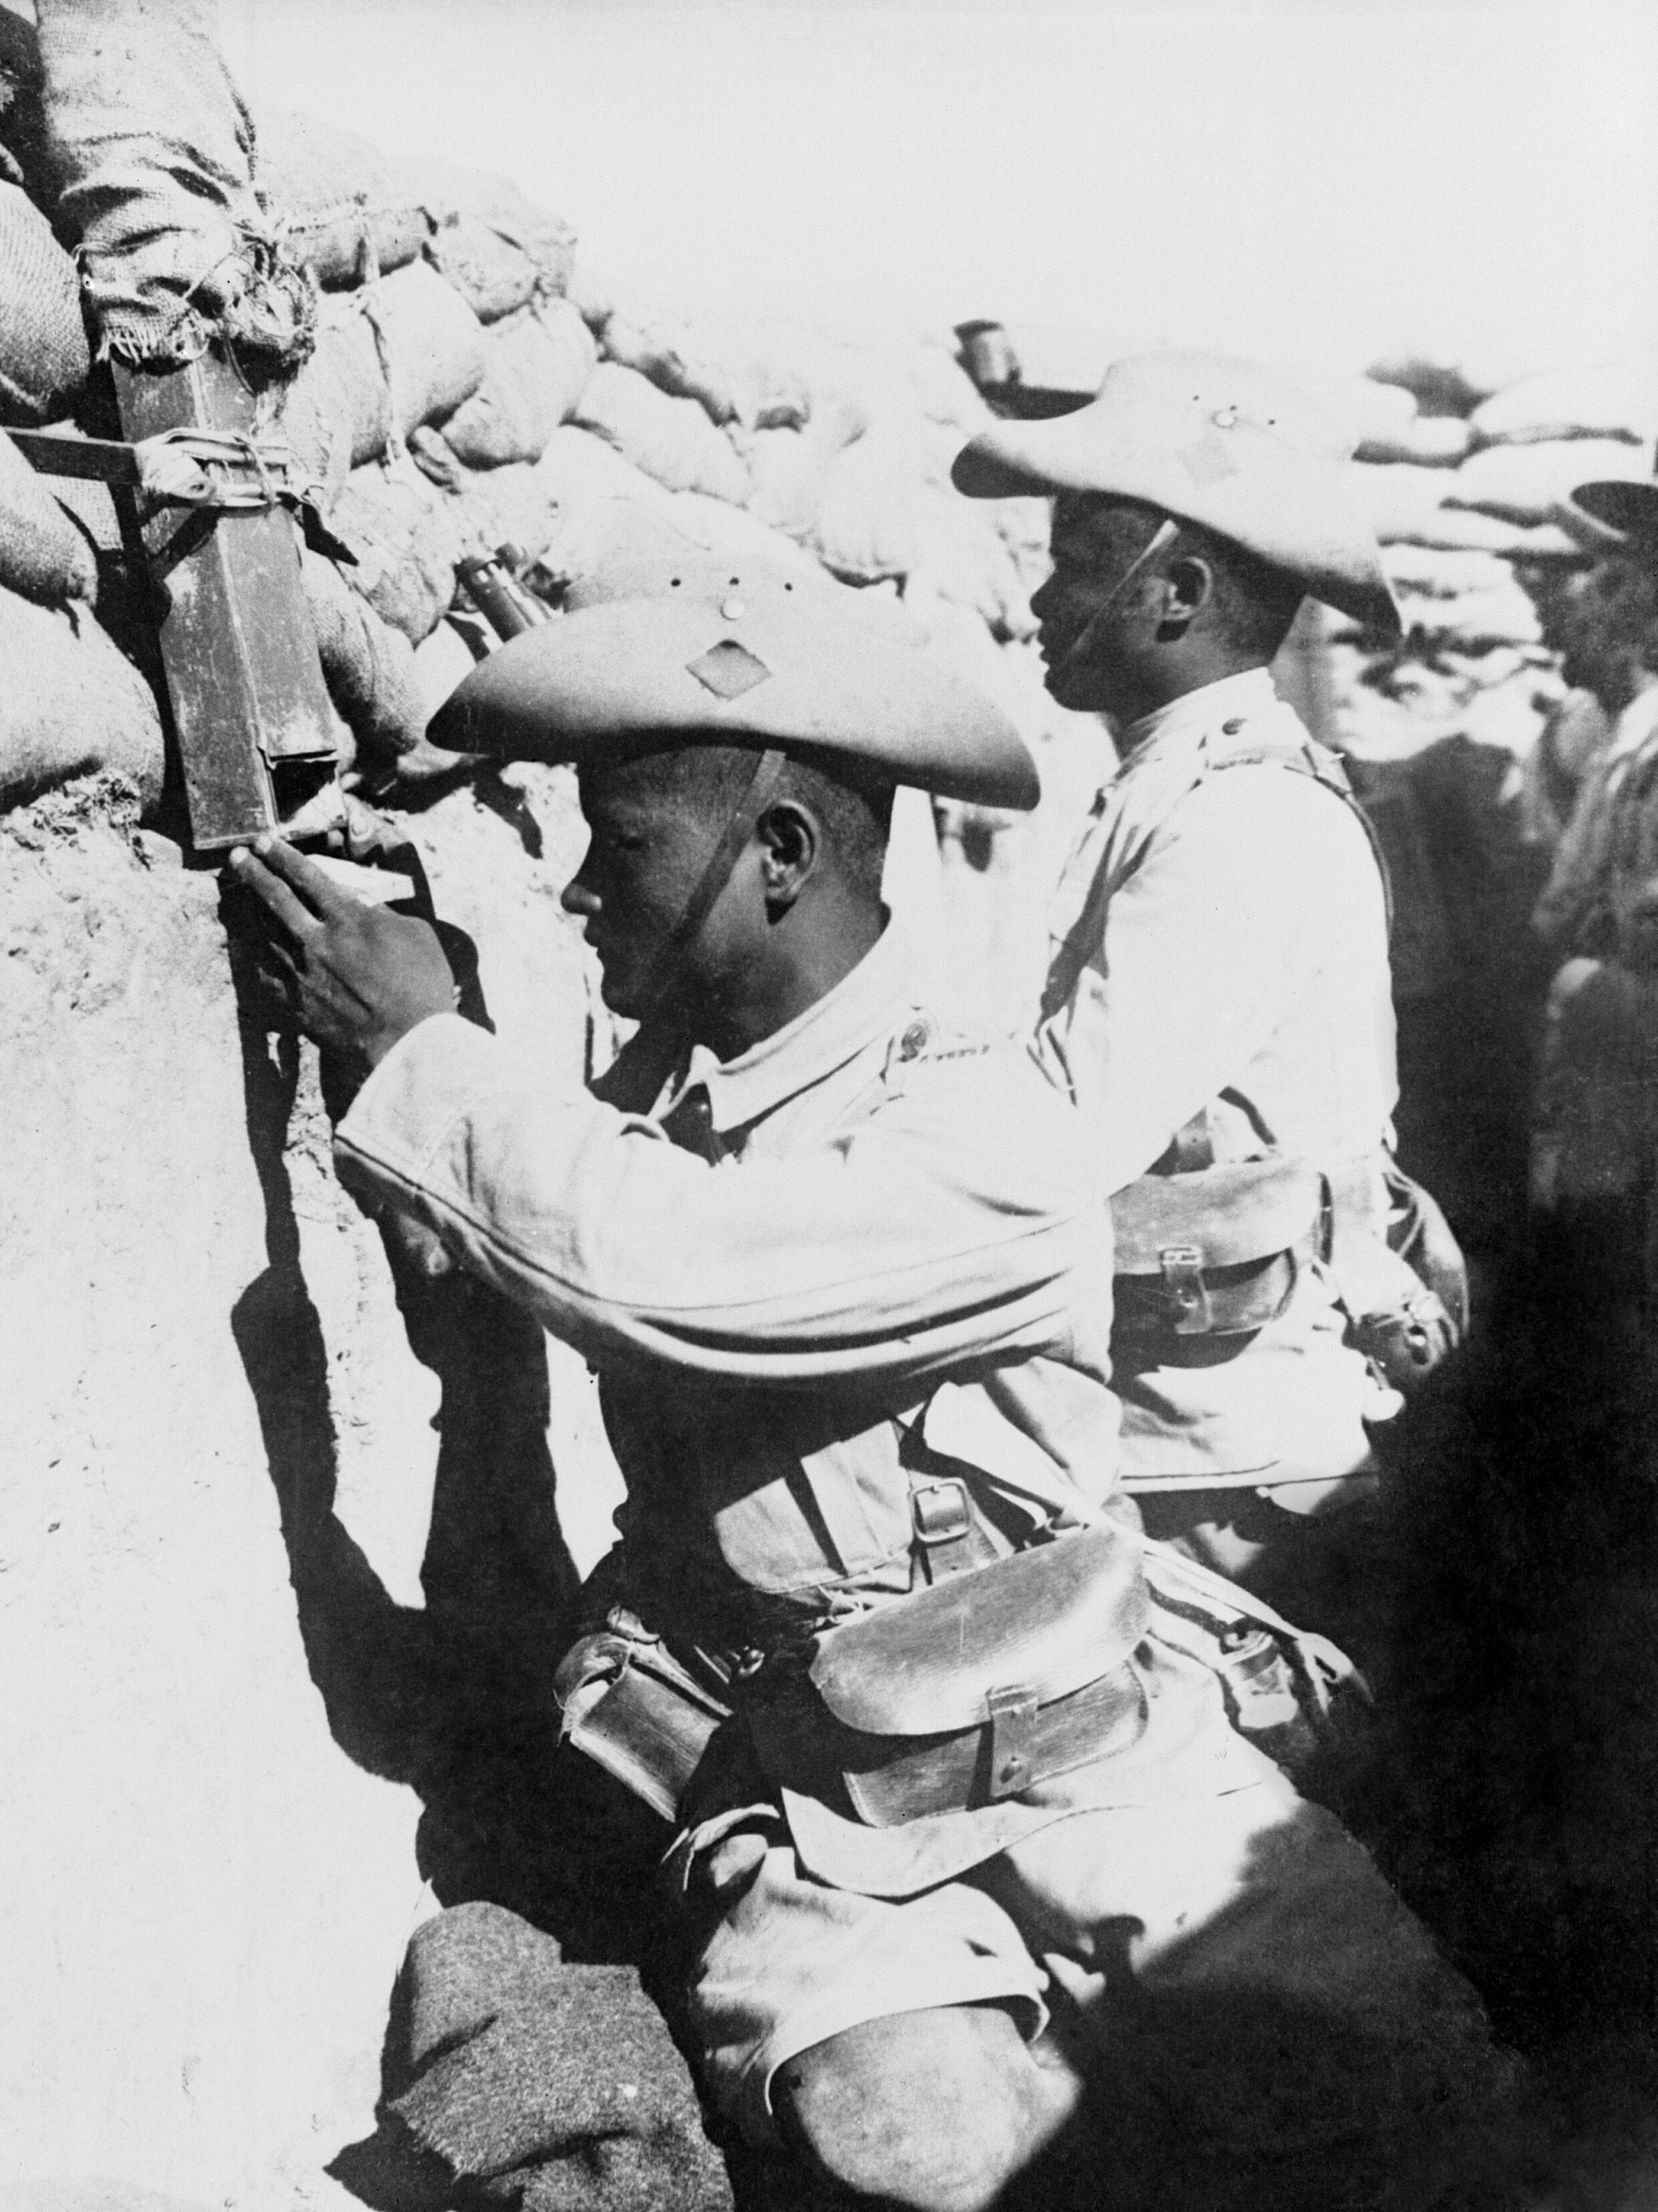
[{"left": 686, "top": 638, "right": 774, "bottom": 699}]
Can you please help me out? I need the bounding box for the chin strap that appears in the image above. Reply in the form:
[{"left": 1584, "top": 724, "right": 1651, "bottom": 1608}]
[
  {"left": 1048, "top": 513, "right": 1181, "bottom": 685},
  {"left": 637, "top": 745, "right": 792, "bottom": 1026}
]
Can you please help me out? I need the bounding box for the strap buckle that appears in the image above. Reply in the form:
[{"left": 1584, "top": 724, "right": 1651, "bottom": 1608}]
[
  {"left": 1159, "top": 1244, "right": 1213, "bottom": 1334},
  {"left": 986, "top": 1683, "right": 1039, "bottom": 1798},
  {"left": 912, "top": 1476, "right": 973, "bottom": 1549}
]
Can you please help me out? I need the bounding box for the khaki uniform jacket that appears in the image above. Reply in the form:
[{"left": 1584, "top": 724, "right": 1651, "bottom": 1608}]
[
  {"left": 335, "top": 922, "right": 1120, "bottom": 1651},
  {"left": 1035, "top": 667, "right": 1401, "bottom": 1487}
]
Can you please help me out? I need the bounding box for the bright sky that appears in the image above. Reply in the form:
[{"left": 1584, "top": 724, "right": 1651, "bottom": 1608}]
[{"left": 219, "top": 1, "right": 1658, "bottom": 388}]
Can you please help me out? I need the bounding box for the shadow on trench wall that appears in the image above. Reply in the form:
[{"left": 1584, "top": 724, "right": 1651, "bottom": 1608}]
[{"left": 219, "top": 932, "right": 664, "bottom": 1945}]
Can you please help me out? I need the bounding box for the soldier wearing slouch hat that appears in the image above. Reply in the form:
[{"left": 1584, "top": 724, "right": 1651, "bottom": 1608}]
[
  {"left": 231, "top": 559, "right": 1512, "bottom": 2209},
  {"left": 955, "top": 352, "right": 1465, "bottom": 1632}
]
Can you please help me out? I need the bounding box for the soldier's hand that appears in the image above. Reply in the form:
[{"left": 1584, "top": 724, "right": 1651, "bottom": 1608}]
[{"left": 229, "top": 834, "right": 459, "bottom": 1069}]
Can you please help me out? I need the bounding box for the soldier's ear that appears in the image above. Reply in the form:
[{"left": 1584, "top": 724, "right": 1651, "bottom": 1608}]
[
  {"left": 1157, "top": 554, "right": 1213, "bottom": 634},
  {"left": 755, "top": 799, "right": 819, "bottom": 908},
  {"left": 1160, "top": 557, "right": 1213, "bottom": 628}
]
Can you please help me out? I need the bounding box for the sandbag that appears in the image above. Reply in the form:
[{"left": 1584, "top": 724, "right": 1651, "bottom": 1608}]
[
  {"left": 1343, "top": 462, "right": 1446, "bottom": 540},
  {"left": 600, "top": 308, "right": 740, "bottom": 426},
  {"left": 442, "top": 300, "right": 596, "bottom": 469},
  {"left": 283, "top": 262, "right": 486, "bottom": 491},
  {"left": 665, "top": 489, "right": 824, "bottom": 580},
  {"left": 743, "top": 424, "right": 832, "bottom": 539},
  {"left": 1471, "top": 366, "right": 1656, "bottom": 449},
  {"left": 427, "top": 211, "right": 542, "bottom": 324},
  {"left": 1354, "top": 417, "right": 1473, "bottom": 468},
  {"left": 573, "top": 362, "right": 751, "bottom": 503},
  {"left": 1392, "top": 579, "right": 1542, "bottom": 651},
  {"left": 0, "top": 180, "right": 90, "bottom": 426},
  {"left": 1381, "top": 545, "right": 1515, "bottom": 601},
  {"left": 0, "top": 585, "right": 163, "bottom": 808},
  {"left": 907, "top": 344, "right": 991, "bottom": 435},
  {"left": 1446, "top": 439, "right": 1653, "bottom": 527},
  {"left": 35, "top": 0, "right": 312, "bottom": 369},
  {"left": 329, "top": 462, "right": 467, "bottom": 643},
  {"left": 904, "top": 490, "right": 1032, "bottom": 640},
  {"left": 535, "top": 479, "right": 728, "bottom": 600},
  {"left": 0, "top": 428, "right": 97, "bottom": 604},
  {"left": 380, "top": 152, "right": 575, "bottom": 291},
  {"left": 533, "top": 423, "right": 678, "bottom": 517},
  {"left": 456, "top": 461, "right": 560, "bottom": 568},
  {"left": 602, "top": 308, "right": 813, "bottom": 434},
  {"left": 300, "top": 549, "right": 425, "bottom": 767},
  {"left": 0, "top": 5, "right": 49, "bottom": 200},
  {"left": 1404, "top": 511, "right": 1580, "bottom": 559},
  {"left": 43, "top": 465, "right": 123, "bottom": 556},
  {"left": 253, "top": 104, "right": 429, "bottom": 289},
  {"left": 809, "top": 431, "right": 923, "bottom": 582}
]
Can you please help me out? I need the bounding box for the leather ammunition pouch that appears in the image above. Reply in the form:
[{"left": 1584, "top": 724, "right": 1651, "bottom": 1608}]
[
  {"left": 745, "top": 1525, "right": 1150, "bottom": 1827},
  {"left": 1112, "top": 1148, "right": 1467, "bottom": 1392},
  {"left": 552, "top": 1610, "right": 732, "bottom": 1824},
  {"left": 1111, "top": 1156, "right": 1326, "bottom": 1336}
]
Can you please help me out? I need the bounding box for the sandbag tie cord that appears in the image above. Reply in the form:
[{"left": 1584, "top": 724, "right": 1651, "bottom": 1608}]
[{"left": 12, "top": 424, "right": 321, "bottom": 513}]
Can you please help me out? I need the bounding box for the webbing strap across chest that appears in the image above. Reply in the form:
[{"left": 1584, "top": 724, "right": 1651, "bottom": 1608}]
[
  {"left": 1211, "top": 733, "right": 1395, "bottom": 937},
  {"left": 1041, "top": 717, "right": 1393, "bottom": 1022}
]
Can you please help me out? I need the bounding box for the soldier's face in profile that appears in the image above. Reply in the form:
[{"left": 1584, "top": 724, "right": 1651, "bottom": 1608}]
[
  {"left": 565, "top": 755, "right": 722, "bottom": 1017},
  {"left": 1030, "top": 495, "right": 1163, "bottom": 713}
]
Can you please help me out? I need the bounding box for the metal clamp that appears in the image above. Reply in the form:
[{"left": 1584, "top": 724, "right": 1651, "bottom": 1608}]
[
  {"left": 12, "top": 424, "right": 320, "bottom": 515},
  {"left": 986, "top": 1683, "right": 1039, "bottom": 1799},
  {"left": 1159, "top": 1244, "right": 1213, "bottom": 1334}
]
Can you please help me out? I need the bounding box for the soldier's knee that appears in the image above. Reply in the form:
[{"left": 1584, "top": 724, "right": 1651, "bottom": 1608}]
[{"left": 774, "top": 2003, "right": 1059, "bottom": 2212}]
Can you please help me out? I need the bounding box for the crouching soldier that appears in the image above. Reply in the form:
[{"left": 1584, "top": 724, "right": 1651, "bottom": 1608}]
[
  {"left": 233, "top": 572, "right": 1515, "bottom": 2211},
  {"left": 954, "top": 353, "right": 1467, "bottom": 1638}
]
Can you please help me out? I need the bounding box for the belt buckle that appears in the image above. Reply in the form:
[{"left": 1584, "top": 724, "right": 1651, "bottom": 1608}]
[{"left": 1159, "top": 1244, "right": 1212, "bottom": 1334}]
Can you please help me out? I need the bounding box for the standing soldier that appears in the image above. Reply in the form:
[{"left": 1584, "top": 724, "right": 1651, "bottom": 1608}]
[
  {"left": 1530, "top": 463, "right": 1658, "bottom": 1319},
  {"left": 953, "top": 354, "right": 1460, "bottom": 1622}
]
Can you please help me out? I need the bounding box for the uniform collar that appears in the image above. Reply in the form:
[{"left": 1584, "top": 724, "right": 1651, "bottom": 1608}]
[
  {"left": 1117, "top": 666, "right": 1281, "bottom": 762},
  {"left": 1611, "top": 681, "right": 1658, "bottom": 758},
  {"left": 664, "top": 915, "right": 914, "bottom": 1136}
]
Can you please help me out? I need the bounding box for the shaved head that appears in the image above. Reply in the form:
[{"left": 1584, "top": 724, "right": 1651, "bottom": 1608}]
[{"left": 595, "top": 738, "right": 895, "bottom": 900}]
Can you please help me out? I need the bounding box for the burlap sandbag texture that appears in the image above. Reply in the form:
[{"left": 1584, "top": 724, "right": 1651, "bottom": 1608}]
[
  {"left": 0, "top": 427, "right": 97, "bottom": 604},
  {"left": 428, "top": 211, "right": 544, "bottom": 325},
  {"left": 0, "top": 585, "right": 163, "bottom": 808},
  {"left": 281, "top": 259, "right": 486, "bottom": 493},
  {"left": 253, "top": 104, "right": 429, "bottom": 290},
  {"left": 35, "top": 0, "right": 313, "bottom": 370},
  {"left": 329, "top": 461, "right": 468, "bottom": 643},
  {"left": 299, "top": 549, "right": 425, "bottom": 767},
  {"left": 443, "top": 299, "right": 595, "bottom": 469},
  {"left": 0, "top": 180, "right": 90, "bottom": 426},
  {"left": 574, "top": 362, "right": 750, "bottom": 503},
  {"left": 382, "top": 151, "right": 576, "bottom": 293}
]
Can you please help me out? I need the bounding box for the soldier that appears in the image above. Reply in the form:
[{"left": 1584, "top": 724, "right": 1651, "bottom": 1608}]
[
  {"left": 231, "top": 573, "right": 1513, "bottom": 2211},
  {"left": 954, "top": 353, "right": 1459, "bottom": 1626},
  {"left": 1529, "top": 465, "right": 1658, "bottom": 1318}
]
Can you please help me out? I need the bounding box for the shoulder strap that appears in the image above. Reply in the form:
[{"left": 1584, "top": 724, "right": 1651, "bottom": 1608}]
[
  {"left": 1206, "top": 731, "right": 1395, "bottom": 940},
  {"left": 1042, "top": 713, "right": 1391, "bottom": 1026}
]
